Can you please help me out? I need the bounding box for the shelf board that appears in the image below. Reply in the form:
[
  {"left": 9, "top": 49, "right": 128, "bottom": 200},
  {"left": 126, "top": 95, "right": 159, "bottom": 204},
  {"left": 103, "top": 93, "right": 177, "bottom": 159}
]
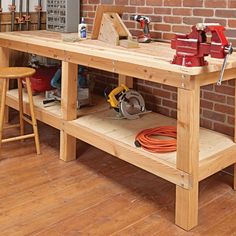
[
  {"left": 6, "top": 89, "right": 109, "bottom": 129},
  {"left": 66, "top": 109, "right": 236, "bottom": 183},
  {"left": 6, "top": 89, "right": 236, "bottom": 185}
]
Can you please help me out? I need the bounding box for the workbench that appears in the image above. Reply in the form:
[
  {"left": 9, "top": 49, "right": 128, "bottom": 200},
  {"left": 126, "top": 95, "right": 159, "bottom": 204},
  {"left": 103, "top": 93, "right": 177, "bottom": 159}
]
[{"left": 1, "top": 30, "right": 236, "bottom": 231}]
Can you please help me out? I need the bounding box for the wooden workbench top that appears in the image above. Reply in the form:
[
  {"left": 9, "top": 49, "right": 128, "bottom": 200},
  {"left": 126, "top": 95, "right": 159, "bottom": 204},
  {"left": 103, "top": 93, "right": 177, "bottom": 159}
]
[{"left": 0, "top": 30, "right": 236, "bottom": 87}]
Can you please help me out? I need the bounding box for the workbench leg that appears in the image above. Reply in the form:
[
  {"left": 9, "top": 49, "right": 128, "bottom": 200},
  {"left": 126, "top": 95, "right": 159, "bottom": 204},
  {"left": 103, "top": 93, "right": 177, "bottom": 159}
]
[
  {"left": 118, "top": 74, "right": 133, "bottom": 88},
  {"left": 234, "top": 164, "right": 236, "bottom": 190},
  {"left": 60, "top": 62, "right": 78, "bottom": 162},
  {"left": 0, "top": 47, "right": 10, "bottom": 124},
  {"left": 175, "top": 83, "right": 200, "bottom": 230},
  {"left": 234, "top": 79, "right": 236, "bottom": 190}
]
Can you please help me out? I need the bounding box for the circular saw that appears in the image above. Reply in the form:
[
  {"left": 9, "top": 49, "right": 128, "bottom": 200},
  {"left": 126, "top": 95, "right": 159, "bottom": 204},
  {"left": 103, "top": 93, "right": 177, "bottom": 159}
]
[{"left": 106, "top": 84, "right": 148, "bottom": 119}]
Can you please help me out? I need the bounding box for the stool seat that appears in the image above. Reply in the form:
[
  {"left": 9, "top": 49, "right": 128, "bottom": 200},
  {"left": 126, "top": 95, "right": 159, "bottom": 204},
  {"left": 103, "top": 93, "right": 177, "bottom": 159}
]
[
  {"left": 0, "top": 67, "right": 40, "bottom": 155},
  {"left": 0, "top": 67, "right": 36, "bottom": 79}
]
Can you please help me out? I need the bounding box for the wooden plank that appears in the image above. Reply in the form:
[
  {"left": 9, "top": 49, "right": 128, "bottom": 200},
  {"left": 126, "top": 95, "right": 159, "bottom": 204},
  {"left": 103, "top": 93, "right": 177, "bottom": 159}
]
[
  {"left": 25, "top": 77, "right": 41, "bottom": 155},
  {"left": 0, "top": 79, "right": 8, "bottom": 155},
  {"left": 234, "top": 78, "right": 236, "bottom": 190},
  {"left": 60, "top": 62, "right": 78, "bottom": 162},
  {"left": 65, "top": 52, "right": 194, "bottom": 89},
  {"left": 6, "top": 90, "right": 63, "bottom": 129},
  {"left": 98, "top": 13, "right": 120, "bottom": 46},
  {"left": 197, "top": 68, "right": 236, "bottom": 87},
  {"left": 3, "top": 120, "right": 236, "bottom": 234},
  {"left": 175, "top": 79, "right": 200, "bottom": 230},
  {"left": 64, "top": 117, "right": 191, "bottom": 189},
  {"left": 118, "top": 74, "right": 133, "bottom": 88},
  {"left": 91, "top": 5, "right": 125, "bottom": 40},
  {"left": 7, "top": 88, "right": 236, "bottom": 179},
  {"left": 199, "top": 145, "right": 236, "bottom": 181},
  {"left": 0, "top": 47, "right": 10, "bottom": 124},
  {"left": 0, "top": 32, "right": 235, "bottom": 76}
]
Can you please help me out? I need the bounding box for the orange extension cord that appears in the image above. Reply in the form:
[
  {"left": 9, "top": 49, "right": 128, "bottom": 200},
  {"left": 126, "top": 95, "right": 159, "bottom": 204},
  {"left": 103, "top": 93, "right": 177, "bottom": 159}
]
[{"left": 135, "top": 126, "right": 177, "bottom": 153}]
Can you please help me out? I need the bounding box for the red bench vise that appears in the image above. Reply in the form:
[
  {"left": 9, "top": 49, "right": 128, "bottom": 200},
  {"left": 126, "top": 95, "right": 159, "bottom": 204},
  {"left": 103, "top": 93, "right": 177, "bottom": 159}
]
[
  {"left": 171, "top": 23, "right": 233, "bottom": 84},
  {"left": 171, "top": 23, "right": 232, "bottom": 67}
]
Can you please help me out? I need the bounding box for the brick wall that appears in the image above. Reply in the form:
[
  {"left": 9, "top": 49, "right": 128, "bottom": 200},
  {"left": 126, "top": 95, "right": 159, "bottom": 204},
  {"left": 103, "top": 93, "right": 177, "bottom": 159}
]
[{"left": 82, "top": 0, "right": 236, "bottom": 136}]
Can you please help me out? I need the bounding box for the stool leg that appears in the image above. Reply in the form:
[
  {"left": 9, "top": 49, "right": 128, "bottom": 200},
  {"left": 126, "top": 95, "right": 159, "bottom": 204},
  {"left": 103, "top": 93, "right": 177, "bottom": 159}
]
[
  {"left": 25, "top": 77, "right": 40, "bottom": 155},
  {"left": 0, "top": 79, "right": 8, "bottom": 154},
  {"left": 17, "top": 79, "right": 24, "bottom": 139}
]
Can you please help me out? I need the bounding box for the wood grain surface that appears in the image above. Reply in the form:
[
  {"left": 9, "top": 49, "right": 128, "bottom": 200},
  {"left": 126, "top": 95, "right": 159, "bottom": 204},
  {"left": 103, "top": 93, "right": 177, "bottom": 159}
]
[{"left": 0, "top": 115, "right": 236, "bottom": 235}]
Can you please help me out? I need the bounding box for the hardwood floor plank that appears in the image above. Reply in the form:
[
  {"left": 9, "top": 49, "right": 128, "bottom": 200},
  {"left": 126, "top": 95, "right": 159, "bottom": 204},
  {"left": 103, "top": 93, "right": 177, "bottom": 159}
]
[{"left": 1, "top": 117, "right": 236, "bottom": 235}]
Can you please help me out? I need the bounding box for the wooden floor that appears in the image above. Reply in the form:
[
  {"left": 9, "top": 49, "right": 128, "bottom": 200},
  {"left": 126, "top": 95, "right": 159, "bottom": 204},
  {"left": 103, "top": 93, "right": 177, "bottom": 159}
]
[{"left": 1, "top": 120, "right": 236, "bottom": 236}]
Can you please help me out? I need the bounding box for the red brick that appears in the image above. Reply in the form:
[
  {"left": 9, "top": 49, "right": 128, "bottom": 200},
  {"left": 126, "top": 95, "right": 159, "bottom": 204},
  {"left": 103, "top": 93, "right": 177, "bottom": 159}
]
[
  {"left": 201, "top": 84, "right": 214, "bottom": 91},
  {"left": 214, "top": 104, "right": 234, "bottom": 115},
  {"left": 226, "top": 29, "right": 236, "bottom": 38},
  {"left": 193, "top": 9, "right": 214, "bottom": 17},
  {"left": 170, "top": 110, "right": 177, "bottom": 119},
  {"left": 172, "top": 93, "right": 177, "bottom": 101},
  {"left": 213, "top": 123, "right": 234, "bottom": 136},
  {"left": 172, "top": 25, "right": 191, "bottom": 34},
  {"left": 173, "top": 8, "right": 192, "bottom": 16},
  {"left": 229, "top": 0, "right": 236, "bottom": 8},
  {"left": 228, "top": 116, "right": 235, "bottom": 125},
  {"left": 85, "top": 18, "right": 94, "bottom": 24},
  {"left": 163, "top": 32, "right": 175, "bottom": 40},
  {"left": 144, "top": 94, "right": 161, "bottom": 105},
  {"left": 130, "top": 29, "right": 140, "bottom": 37},
  {"left": 115, "top": 0, "right": 128, "bottom": 4},
  {"left": 155, "top": 106, "right": 170, "bottom": 116},
  {"left": 88, "top": 0, "right": 100, "bottom": 3},
  {"left": 151, "top": 31, "right": 162, "bottom": 39},
  {"left": 137, "top": 7, "right": 154, "bottom": 14},
  {"left": 82, "top": 5, "right": 94, "bottom": 11},
  {"left": 136, "top": 84, "right": 153, "bottom": 94},
  {"left": 200, "top": 99, "right": 214, "bottom": 109},
  {"left": 228, "top": 38, "right": 236, "bottom": 47},
  {"left": 183, "top": 17, "right": 203, "bottom": 25},
  {"left": 101, "top": 0, "right": 114, "bottom": 3},
  {"left": 227, "top": 96, "right": 234, "bottom": 106},
  {"left": 144, "top": 80, "right": 161, "bottom": 88},
  {"left": 87, "top": 12, "right": 95, "bottom": 18},
  {"left": 87, "top": 25, "right": 93, "bottom": 32},
  {"left": 154, "top": 8, "right": 172, "bottom": 15},
  {"left": 200, "top": 118, "right": 213, "bottom": 129},
  {"left": 164, "top": 16, "right": 182, "bottom": 24},
  {"left": 164, "top": 0, "right": 181, "bottom": 6},
  {"left": 228, "top": 79, "right": 235, "bottom": 86},
  {"left": 124, "top": 21, "right": 136, "bottom": 28},
  {"left": 153, "top": 88, "right": 171, "bottom": 99},
  {"left": 124, "top": 6, "right": 137, "bottom": 13},
  {"left": 163, "top": 85, "right": 177, "bottom": 92},
  {"left": 162, "top": 99, "right": 177, "bottom": 109},
  {"left": 183, "top": 0, "right": 203, "bottom": 7},
  {"left": 130, "top": 0, "right": 145, "bottom": 5},
  {"left": 150, "top": 15, "right": 162, "bottom": 22},
  {"left": 203, "top": 91, "right": 226, "bottom": 103},
  {"left": 204, "top": 18, "right": 227, "bottom": 26},
  {"left": 205, "top": 0, "right": 226, "bottom": 8},
  {"left": 146, "top": 0, "right": 162, "bottom": 6},
  {"left": 216, "top": 10, "right": 236, "bottom": 18},
  {"left": 203, "top": 110, "right": 226, "bottom": 122},
  {"left": 154, "top": 24, "right": 171, "bottom": 31},
  {"left": 215, "top": 85, "right": 234, "bottom": 96}
]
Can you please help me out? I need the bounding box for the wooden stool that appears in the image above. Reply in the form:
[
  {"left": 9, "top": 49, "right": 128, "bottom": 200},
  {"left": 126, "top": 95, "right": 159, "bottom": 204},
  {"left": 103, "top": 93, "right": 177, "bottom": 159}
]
[{"left": 0, "top": 67, "right": 40, "bottom": 155}]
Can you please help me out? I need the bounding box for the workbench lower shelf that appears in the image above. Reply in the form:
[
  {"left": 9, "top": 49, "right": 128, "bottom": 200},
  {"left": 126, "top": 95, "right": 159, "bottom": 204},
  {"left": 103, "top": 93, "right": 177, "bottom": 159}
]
[{"left": 6, "top": 89, "right": 236, "bottom": 188}]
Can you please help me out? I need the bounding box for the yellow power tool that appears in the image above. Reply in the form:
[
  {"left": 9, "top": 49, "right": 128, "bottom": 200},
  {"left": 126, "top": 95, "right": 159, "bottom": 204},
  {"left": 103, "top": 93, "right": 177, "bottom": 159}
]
[{"left": 106, "top": 84, "right": 147, "bottom": 119}]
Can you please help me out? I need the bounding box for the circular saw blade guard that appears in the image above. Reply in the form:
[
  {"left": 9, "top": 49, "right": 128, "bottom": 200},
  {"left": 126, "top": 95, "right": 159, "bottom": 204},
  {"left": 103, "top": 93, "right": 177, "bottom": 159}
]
[{"left": 120, "top": 90, "right": 146, "bottom": 119}]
